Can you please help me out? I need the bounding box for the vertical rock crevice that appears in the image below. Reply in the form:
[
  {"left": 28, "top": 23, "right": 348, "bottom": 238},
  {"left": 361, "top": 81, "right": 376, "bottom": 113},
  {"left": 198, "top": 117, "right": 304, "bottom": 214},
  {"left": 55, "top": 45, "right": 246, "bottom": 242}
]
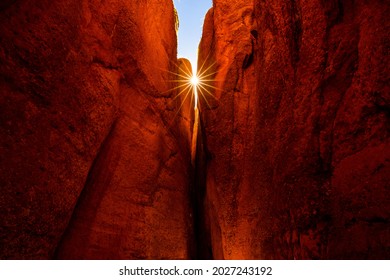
[{"left": 192, "top": 110, "right": 214, "bottom": 259}]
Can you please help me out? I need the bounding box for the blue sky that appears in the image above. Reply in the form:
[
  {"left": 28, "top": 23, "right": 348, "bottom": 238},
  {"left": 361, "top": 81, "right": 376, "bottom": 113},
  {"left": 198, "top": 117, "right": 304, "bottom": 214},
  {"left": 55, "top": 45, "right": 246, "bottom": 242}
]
[{"left": 173, "top": 0, "right": 213, "bottom": 71}]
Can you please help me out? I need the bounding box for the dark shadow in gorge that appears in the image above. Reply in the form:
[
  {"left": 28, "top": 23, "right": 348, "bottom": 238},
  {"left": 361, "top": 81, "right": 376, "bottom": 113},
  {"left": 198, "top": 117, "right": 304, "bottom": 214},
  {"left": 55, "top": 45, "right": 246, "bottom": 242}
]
[{"left": 191, "top": 112, "right": 213, "bottom": 259}]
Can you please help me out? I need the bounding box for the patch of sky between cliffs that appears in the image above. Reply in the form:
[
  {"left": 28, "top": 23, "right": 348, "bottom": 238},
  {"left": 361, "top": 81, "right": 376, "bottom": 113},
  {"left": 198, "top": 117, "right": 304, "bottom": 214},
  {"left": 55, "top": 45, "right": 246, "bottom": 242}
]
[{"left": 173, "top": 0, "right": 212, "bottom": 72}]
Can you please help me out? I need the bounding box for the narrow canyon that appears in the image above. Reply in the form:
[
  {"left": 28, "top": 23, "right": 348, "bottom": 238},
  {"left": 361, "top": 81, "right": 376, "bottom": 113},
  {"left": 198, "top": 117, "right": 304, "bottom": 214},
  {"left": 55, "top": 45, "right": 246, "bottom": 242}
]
[{"left": 0, "top": 0, "right": 388, "bottom": 259}]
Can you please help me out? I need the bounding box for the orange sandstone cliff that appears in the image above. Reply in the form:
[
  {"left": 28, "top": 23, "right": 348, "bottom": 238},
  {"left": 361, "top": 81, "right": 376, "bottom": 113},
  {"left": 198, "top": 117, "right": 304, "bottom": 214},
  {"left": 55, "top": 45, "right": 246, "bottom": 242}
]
[
  {"left": 0, "top": 0, "right": 193, "bottom": 259},
  {"left": 197, "top": 0, "right": 389, "bottom": 259}
]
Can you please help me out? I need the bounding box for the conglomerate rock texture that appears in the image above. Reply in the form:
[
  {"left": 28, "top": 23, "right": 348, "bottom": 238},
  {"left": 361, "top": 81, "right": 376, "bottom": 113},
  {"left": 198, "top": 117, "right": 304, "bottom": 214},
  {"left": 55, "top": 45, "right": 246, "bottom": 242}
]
[
  {"left": 198, "top": 0, "right": 389, "bottom": 259},
  {"left": 0, "top": 0, "right": 193, "bottom": 259}
]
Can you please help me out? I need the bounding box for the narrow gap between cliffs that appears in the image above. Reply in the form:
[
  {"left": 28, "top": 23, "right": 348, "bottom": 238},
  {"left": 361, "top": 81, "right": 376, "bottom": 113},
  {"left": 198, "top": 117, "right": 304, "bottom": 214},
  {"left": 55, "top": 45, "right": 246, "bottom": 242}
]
[
  {"left": 173, "top": 0, "right": 214, "bottom": 259},
  {"left": 190, "top": 99, "right": 213, "bottom": 260}
]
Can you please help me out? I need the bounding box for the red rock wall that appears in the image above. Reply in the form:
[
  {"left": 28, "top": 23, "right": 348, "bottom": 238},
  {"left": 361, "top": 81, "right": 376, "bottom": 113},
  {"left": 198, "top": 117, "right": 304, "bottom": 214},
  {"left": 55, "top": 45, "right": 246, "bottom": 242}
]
[
  {"left": 198, "top": 0, "right": 389, "bottom": 259},
  {"left": 0, "top": 0, "right": 193, "bottom": 259}
]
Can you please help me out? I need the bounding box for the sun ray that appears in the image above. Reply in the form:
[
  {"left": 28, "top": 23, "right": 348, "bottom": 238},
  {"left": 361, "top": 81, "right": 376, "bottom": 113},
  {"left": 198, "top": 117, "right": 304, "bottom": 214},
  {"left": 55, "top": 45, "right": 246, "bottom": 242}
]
[
  {"left": 198, "top": 82, "right": 220, "bottom": 91},
  {"left": 197, "top": 51, "right": 213, "bottom": 77},
  {"left": 190, "top": 87, "right": 194, "bottom": 109},
  {"left": 171, "top": 86, "right": 192, "bottom": 121},
  {"left": 198, "top": 69, "right": 219, "bottom": 80},
  {"left": 197, "top": 60, "right": 217, "bottom": 78},
  {"left": 198, "top": 83, "right": 217, "bottom": 98},
  {"left": 173, "top": 89, "right": 192, "bottom": 102},
  {"left": 170, "top": 79, "right": 194, "bottom": 82},
  {"left": 156, "top": 53, "right": 220, "bottom": 123},
  {"left": 197, "top": 89, "right": 212, "bottom": 109},
  {"left": 197, "top": 53, "right": 209, "bottom": 75},
  {"left": 161, "top": 82, "right": 192, "bottom": 95},
  {"left": 157, "top": 64, "right": 193, "bottom": 80},
  {"left": 198, "top": 65, "right": 217, "bottom": 80},
  {"left": 182, "top": 60, "right": 194, "bottom": 78},
  {"left": 171, "top": 71, "right": 193, "bottom": 80},
  {"left": 198, "top": 79, "right": 222, "bottom": 82},
  {"left": 173, "top": 84, "right": 192, "bottom": 100}
]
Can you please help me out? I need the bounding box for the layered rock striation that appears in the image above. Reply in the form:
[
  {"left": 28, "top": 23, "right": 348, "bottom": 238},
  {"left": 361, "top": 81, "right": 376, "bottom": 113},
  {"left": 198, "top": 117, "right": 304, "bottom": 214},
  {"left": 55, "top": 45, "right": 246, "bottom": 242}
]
[
  {"left": 198, "top": 0, "right": 389, "bottom": 259},
  {"left": 0, "top": 0, "right": 193, "bottom": 259}
]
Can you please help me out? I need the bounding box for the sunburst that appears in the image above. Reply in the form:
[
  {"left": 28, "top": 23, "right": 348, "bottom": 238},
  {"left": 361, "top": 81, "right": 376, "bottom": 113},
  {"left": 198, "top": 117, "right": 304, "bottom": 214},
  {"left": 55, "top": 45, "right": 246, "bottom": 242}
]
[
  {"left": 158, "top": 56, "right": 220, "bottom": 120},
  {"left": 173, "top": 60, "right": 219, "bottom": 112},
  {"left": 157, "top": 57, "right": 220, "bottom": 163},
  {"left": 190, "top": 75, "right": 199, "bottom": 86}
]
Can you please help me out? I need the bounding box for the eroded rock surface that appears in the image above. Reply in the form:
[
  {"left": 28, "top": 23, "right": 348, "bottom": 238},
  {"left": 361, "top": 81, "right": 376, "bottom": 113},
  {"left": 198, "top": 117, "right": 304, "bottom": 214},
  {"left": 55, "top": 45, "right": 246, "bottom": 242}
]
[
  {"left": 0, "top": 0, "right": 193, "bottom": 259},
  {"left": 198, "top": 0, "right": 389, "bottom": 259}
]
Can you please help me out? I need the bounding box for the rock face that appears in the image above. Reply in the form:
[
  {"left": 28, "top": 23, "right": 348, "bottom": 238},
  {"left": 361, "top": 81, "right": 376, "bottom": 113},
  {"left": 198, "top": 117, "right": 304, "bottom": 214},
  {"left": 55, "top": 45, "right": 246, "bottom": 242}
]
[
  {"left": 0, "top": 0, "right": 193, "bottom": 259},
  {"left": 198, "top": 0, "right": 389, "bottom": 259}
]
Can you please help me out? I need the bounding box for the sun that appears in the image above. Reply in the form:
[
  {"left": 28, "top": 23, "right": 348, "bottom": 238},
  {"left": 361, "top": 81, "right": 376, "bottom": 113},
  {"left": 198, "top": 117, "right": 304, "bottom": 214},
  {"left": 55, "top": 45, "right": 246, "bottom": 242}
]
[
  {"left": 160, "top": 57, "right": 219, "bottom": 165},
  {"left": 161, "top": 57, "right": 218, "bottom": 112},
  {"left": 190, "top": 75, "right": 199, "bottom": 86}
]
